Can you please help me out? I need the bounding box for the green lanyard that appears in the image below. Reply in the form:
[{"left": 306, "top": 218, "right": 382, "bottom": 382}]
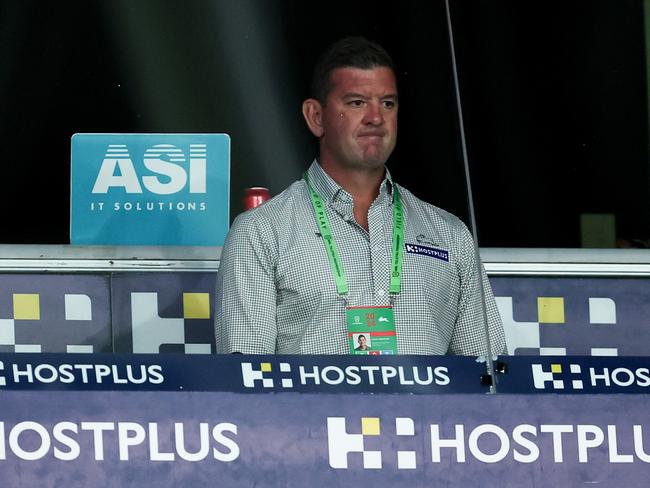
[{"left": 304, "top": 172, "right": 405, "bottom": 297}]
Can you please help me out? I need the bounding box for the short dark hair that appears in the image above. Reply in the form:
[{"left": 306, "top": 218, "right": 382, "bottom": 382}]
[{"left": 310, "top": 36, "right": 395, "bottom": 104}]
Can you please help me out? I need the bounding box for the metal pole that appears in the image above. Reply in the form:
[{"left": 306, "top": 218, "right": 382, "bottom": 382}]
[{"left": 444, "top": 0, "right": 498, "bottom": 392}]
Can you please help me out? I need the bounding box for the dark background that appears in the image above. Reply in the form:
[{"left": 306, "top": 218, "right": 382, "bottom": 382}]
[{"left": 0, "top": 0, "right": 647, "bottom": 246}]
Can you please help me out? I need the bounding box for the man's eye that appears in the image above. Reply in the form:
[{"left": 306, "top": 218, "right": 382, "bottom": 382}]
[
  {"left": 348, "top": 100, "right": 364, "bottom": 107},
  {"left": 383, "top": 100, "right": 396, "bottom": 109}
]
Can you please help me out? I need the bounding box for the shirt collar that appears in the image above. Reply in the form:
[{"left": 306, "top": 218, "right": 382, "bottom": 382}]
[{"left": 306, "top": 159, "right": 395, "bottom": 204}]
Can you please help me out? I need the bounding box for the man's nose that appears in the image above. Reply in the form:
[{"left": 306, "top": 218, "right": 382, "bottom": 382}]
[{"left": 363, "top": 102, "right": 384, "bottom": 125}]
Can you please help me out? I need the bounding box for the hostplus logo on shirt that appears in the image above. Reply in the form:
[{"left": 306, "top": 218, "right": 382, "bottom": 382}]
[{"left": 404, "top": 243, "right": 449, "bottom": 262}]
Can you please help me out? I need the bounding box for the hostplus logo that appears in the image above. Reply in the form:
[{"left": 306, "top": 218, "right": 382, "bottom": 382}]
[
  {"left": 532, "top": 362, "right": 650, "bottom": 390},
  {"left": 240, "top": 361, "right": 450, "bottom": 389},
  {"left": 0, "top": 290, "right": 100, "bottom": 354},
  {"left": 0, "top": 360, "right": 164, "bottom": 388},
  {"left": 327, "top": 417, "right": 417, "bottom": 469},
  {"left": 532, "top": 363, "right": 583, "bottom": 390},
  {"left": 327, "top": 416, "right": 650, "bottom": 467},
  {"left": 130, "top": 292, "right": 213, "bottom": 354},
  {"left": 241, "top": 362, "right": 293, "bottom": 388}
]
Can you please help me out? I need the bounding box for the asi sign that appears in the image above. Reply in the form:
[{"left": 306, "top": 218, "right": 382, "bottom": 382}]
[{"left": 70, "top": 133, "right": 230, "bottom": 245}]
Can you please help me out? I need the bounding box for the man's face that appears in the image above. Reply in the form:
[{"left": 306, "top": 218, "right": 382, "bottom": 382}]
[
  {"left": 358, "top": 335, "right": 367, "bottom": 347},
  {"left": 318, "top": 66, "right": 398, "bottom": 171}
]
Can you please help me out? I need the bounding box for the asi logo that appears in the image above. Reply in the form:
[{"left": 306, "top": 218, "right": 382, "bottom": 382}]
[
  {"left": 241, "top": 362, "right": 293, "bottom": 388},
  {"left": 92, "top": 144, "right": 208, "bottom": 198},
  {"left": 531, "top": 363, "right": 584, "bottom": 390},
  {"left": 71, "top": 133, "right": 230, "bottom": 245},
  {"left": 327, "top": 417, "right": 417, "bottom": 469}
]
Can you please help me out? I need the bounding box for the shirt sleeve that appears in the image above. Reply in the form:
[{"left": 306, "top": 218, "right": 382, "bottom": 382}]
[
  {"left": 448, "top": 223, "right": 508, "bottom": 356},
  {"left": 215, "top": 211, "right": 279, "bottom": 353}
]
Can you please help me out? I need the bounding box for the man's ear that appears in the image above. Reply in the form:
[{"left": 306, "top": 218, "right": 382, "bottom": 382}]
[{"left": 302, "top": 98, "right": 324, "bottom": 137}]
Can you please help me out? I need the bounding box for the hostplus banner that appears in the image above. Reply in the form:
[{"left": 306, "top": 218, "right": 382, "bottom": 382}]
[
  {"left": 497, "top": 355, "right": 650, "bottom": 394},
  {"left": 70, "top": 133, "right": 230, "bottom": 245},
  {"left": 2, "top": 392, "right": 650, "bottom": 486},
  {"left": 0, "top": 353, "right": 487, "bottom": 394}
]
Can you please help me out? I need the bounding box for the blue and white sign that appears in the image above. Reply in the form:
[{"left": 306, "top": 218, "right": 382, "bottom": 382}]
[{"left": 70, "top": 133, "right": 230, "bottom": 245}]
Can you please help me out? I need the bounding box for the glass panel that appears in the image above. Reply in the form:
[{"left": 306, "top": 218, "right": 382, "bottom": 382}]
[{"left": 449, "top": 0, "right": 649, "bottom": 248}]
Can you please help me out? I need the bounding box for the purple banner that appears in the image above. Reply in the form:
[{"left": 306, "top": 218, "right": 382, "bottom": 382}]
[
  {"left": 491, "top": 276, "right": 650, "bottom": 356},
  {"left": 2, "top": 391, "right": 650, "bottom": 487},
  {"left": 0, "top": 274, "right": 111, "bottom": 354},
  {"left": 111, "top": 272, "right": 217, "bottom": 354}
]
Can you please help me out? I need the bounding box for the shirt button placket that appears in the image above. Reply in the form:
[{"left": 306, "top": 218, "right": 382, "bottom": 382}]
[{"left": 368, "top": 201, "right": 390, "bottom": 305}]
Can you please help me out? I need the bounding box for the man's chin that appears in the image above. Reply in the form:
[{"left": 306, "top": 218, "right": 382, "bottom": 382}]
[
  {"left": 363, "top": 142, "right": 396, "bottom": 164},
  {"left": 361, "top": 153, "right": 389, "bottom": 168},
  {"left": 350, "top": 158, "right": 386, "bottom": 171}
]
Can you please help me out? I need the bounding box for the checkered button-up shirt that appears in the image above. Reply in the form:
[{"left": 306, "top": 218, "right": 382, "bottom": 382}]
[{"left": 216, "top": 161, "right": 506, "bottom": 355}]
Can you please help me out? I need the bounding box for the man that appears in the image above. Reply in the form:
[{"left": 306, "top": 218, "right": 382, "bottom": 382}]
[
  {"left": 355, "top": 335, "right": 370, "bottom": 351},
  {"left": 216, "top": 37, "right": 506, "bottom": 355}
]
